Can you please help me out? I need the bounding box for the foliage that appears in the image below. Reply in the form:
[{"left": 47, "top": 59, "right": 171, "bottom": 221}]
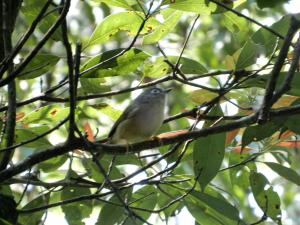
[{"left": 0, "top": 0, "right": 300, "bottom": 225}]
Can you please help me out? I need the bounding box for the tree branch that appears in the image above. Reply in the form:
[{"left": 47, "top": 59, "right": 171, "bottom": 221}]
[
  {"left": 258, "top": 17, "right": 300, "bottom": 123},
  {"left": 0, "top": 0, "right": 52, "bottom": 77},
  {"left": 0, "top": 0, "right": 71, "bottom": 87},
  {"left": 0, "top": 0, "right": 17, "bottom": 170}
]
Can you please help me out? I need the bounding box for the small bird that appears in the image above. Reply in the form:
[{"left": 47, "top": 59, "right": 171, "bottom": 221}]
[{"left": 108, "top": 87, "right": 171, "bottom": 144}]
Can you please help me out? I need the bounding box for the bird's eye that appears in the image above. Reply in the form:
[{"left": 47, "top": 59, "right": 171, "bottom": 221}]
[{"left": 151, "top": 89, "right": 161, "bottom": 94}]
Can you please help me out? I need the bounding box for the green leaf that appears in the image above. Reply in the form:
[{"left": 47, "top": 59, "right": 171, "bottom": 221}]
[
  {"left": 61, "top": 172, "right": 93, "bottom": 225},
  {"left": 264, "top": 162, "right": 300, "bottom": 186},
  {"left": 229, "top": 152, "right": 253, "bottom": 189},
  {"left": 81, "top": 48, "right": 150, "bottom": 77},
  {"left": 256, "top": 0, "right": 290, "bottom": 9},
  {"left": 123, "top": 186, "right": 157, "bottom": 224},
  {"left": 21, "top": 1, "right": 61, "bottom": 40},
  {"left": 190, "top": 190, "right": 240, "bottom": 221},
  {"left": 82, "top": 158, "right": 124, "bottom": 183},
  {"left": 193, "top": 106, "right": 226, "bottom": 190},
  {"left": 0, "top": 218, "right": 13, "bottom": 225},
  {"left": 222, "top": 11, "right": 249, "bottom": 33},
  {"left": 185, "top": 201, "right": 224, "bottom": 225},
  {"left": 252, "top": 27, "right": 278, "bottom": 57},
  {"left": 284, "top": 114, "right": 300, "bottom": 134},
  {"left": 243, "top": 72, "right": 300, "bottom": 97},
  {"left": 143, "top": 9, "right": 182, "bottom": 44},
  {"left": 18, "top": 54, "right": 60, "bottom": 79},
  {"left": 91, "top": 0, "right": 136, "bottom": 9},
  {"left": 80, "top": 78, "right": 111, "bottom": 94},
  {"left": 86, "top": 11, "right": 160, "bottom": 47},
  {"left": 20, "top": 104, "right": 69, "bottom": 125},
  {"left": 19, "top": 193, "right": 50, "bottom": 225},
  {"left": 38, "top": 155, "right": 68, "bottom": 172},
  {"left": 236, "top": 40, "right": 260, "bottom": 70},
  {"left": 249, "top": 172, "right": 282, "bottom": 222},
  {"left": 96, "top": 189, "right": 132, "bottom": 225},
  {"left": 144, "top": 56, "right": 207, "bottom": 78},
  {"left": 161, "top": 0, "right": 216, "bottom": 14},
  {"left": 241, "top": 121, "right": 281, "bottom": 149},
  {"left": 15, "top": 127, "right": 52, "bottom": 148},
  {"left": 189, "top": 89, "right": 218, "bottom": 104}
]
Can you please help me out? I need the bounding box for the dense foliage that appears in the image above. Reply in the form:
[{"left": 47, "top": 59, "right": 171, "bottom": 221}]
[{"left": 0, "top": 0, "right": 300, "bottom": 224}]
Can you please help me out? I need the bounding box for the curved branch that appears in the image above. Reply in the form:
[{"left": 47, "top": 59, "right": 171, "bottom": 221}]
[{"left": 0, "top": 0, "right": 71, "bottom": 87}]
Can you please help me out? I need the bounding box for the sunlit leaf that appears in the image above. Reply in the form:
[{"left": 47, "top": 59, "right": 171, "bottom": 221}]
[
  {"left": 20, "top": 104, "right": 69, "bottom": 125},
  {"left": 144, "top": 56, "right": 208, "bottom": 78},
  {"left": 80, "top": 78, "right": 111, "bottom": 94},
  {"left": 81, "top": 48, "right": 150, "bottom": 77},
  {"left": 161, "top": 0, "right": 216, "bottom": 14},
  {"left": 86, "top": 12, "right": 160, "bottom": 47},
  {"left": 143, "top": 9, "right": 182, "bottom": 44},
  {"left": 91, "top": 0, "right": 136, "bottom": 9},
  {"left": 21, "top": 1, "right": 61, "bottom": 40},
  {"left": 189, "top": 89, "right": 218, "bottom": 104},
  {"left": 15, "top": 127, "right": 52, "bottom": 148}
]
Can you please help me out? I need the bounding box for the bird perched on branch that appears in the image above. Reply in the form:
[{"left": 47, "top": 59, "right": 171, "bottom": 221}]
[{"left": 108, "top": 87, "right": 171, "bottom": 145}]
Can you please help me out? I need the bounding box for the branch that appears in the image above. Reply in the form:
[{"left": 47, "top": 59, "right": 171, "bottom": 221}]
[
  {"left": 258, "top": 17, "right": 300, "bottom": 123},
  {"left": 1, "top": 102, "right": 300, "bottom": 182},
  {"left": 271, "top": 33, "right": 300, "bottom": 103},
  {"left": 60, "top": 14, "right": 75, "bottom": 139},
  {"left": 174, "top": 14, "right": 200, "bottom": 80},
  {"left": 0, "top": 0, "right": 53, "bottom": 77},
  {"left": 0, "top": 0, "right": 17, "bottom": 171},
  {"left": 0, "top": 69, "right": 248, "bottom": 113},
  {"left": 0, "top": 0, "right": 71, "bottom": 87},
  {"left": 209, "top": 0, "right": 285, "bottom": 40}
]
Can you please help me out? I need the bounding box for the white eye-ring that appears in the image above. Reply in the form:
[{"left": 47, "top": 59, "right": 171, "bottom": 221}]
[{"left": 151, "top": 88, "right": 161, "bottom": 94}]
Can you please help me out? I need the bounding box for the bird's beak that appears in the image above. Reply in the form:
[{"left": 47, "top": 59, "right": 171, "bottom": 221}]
[{"left": 164, "top": 88, "right": 172, "bottom": 93}]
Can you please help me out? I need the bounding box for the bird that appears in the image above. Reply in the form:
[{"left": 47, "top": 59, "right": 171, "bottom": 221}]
[{"left": 107, "top": 87, "right": 171, "bottom": 144}]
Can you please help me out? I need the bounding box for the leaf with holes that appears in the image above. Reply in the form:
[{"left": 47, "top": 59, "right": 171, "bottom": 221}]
[
  {"left": 249, "top": 172, "right": 282, "bottom": 222},
  {"left": 20, "top": 104, "right": 69, "bottom": 125},
  {"left": 86, "top": 11, "right": 160, "bottom": 47},
  {"left": 241, "top": 121, "right": 282, "bottom": 149},
  {"left": 143, "top": 9, "right": 183, "bottom": 44}
]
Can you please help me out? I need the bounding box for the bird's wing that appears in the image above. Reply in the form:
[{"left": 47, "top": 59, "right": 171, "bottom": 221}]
[{"left": 108, "top": 104, "right": 140, "bottom": 138}]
